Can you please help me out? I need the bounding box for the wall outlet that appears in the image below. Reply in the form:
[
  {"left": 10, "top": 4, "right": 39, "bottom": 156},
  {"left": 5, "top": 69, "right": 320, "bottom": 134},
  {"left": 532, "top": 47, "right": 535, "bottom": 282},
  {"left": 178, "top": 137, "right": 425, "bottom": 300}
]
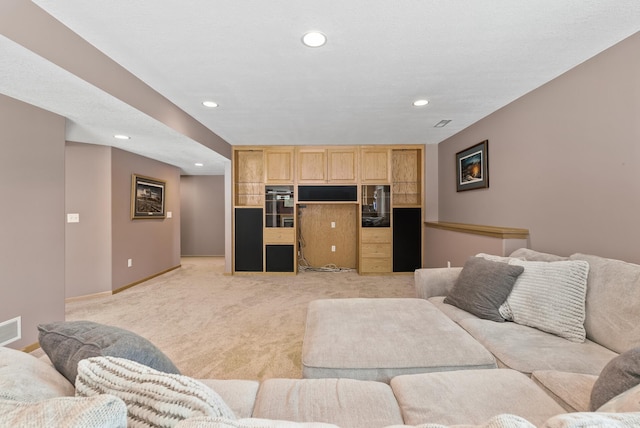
[
  {"left": 127, "top": 259, "right": 133, "bottom": 268},
  {"left": 331, "top": 245, "right": 336, "bottom": 252},
  {"left": 67, "top": 213, "right": 80, "bottom": 223}
]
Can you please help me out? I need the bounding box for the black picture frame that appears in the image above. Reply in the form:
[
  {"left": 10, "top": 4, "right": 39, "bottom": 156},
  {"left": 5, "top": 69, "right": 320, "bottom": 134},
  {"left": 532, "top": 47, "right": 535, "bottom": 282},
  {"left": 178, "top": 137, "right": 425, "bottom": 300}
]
[
  {"left": 456, "top": 140, "right": 489, "bottom": 192},
  {"left": 131, "top": 174, "right": 166, "bottom": 219}
]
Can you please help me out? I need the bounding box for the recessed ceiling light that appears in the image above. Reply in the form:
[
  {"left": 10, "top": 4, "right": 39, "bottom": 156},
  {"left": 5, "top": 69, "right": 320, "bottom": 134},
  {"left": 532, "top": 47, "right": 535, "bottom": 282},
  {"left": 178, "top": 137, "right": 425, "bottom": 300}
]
[
  {"left": 202, "top": 101, "right": 218, "bottom": 108},
  {"left": 412, "top": 99, "right": 429, "bottom": 107},
  {"left": 114, "top": 134, "right": 130, "bottom": 140},
  {"left": 302, "top": 32, "right": 327, "bottom": 48},
  {"left": 194, "top": 163, "right": 204, "bottom": 167}
]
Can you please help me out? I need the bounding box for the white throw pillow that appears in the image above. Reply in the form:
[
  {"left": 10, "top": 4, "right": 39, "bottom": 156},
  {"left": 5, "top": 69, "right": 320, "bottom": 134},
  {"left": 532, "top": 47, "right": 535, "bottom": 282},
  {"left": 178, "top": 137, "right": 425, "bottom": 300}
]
[
  {"left": 0, "top": 347, "right": 74, "bottom": 401},
  {"left": 76, "top": 356, "right": 236, "bottom": 428},
  {"left": 498, "top": 259, "right": 589, "bottom": 342},
  {"left": 0, "top": 395, "right": 127, "bottom": 428}
]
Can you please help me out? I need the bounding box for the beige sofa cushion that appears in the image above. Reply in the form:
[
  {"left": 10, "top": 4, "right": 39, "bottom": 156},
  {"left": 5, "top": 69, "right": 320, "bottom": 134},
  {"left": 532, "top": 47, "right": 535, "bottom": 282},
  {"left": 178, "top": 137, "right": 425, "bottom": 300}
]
[
  {"left": 253, "top": 378, "right": 403, "bottom": 428},
  {"left": 569, "top": 253, "right": 640, "bottom": 354},
  {"left": 199, "top": 380, "right": 260, "bottom": 419},
  {"left": 509, "top": 248, "right": 568, "bottom": 262},
  {"left": 176, "top": 417, "right": 339, "bottom": 427},
  {"left": 458, "top": 318, "right": 616, "bottom": 375},
  {"left": 540, "top": 412, "right": 640, "bottom": 428},
  {"left": 531, "top": 371, "right": 597, "bottom": 412},
  {"left": 390, "top": 369, "right": 565, "bottom": 427}
]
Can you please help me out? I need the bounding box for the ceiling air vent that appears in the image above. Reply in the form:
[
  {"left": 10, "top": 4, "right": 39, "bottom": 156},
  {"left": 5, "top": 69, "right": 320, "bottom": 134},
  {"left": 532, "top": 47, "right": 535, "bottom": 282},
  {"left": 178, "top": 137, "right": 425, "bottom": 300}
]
[
  {"left": 0, "top": 316, "right": 21, "bottom": 346},
  {"left": 434, "top": 119, "right": 452, "bottom": 128}
]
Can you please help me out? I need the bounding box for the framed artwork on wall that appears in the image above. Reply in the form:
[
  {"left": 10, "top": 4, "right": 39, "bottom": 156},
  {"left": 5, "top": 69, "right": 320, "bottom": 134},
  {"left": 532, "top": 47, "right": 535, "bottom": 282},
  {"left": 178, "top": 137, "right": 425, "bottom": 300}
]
[
  {"left": 456, "top": 140, "right": 489, "bottom": 192},
  {"left": 131, "top": 174, "right": 166, "bottom": 219}
]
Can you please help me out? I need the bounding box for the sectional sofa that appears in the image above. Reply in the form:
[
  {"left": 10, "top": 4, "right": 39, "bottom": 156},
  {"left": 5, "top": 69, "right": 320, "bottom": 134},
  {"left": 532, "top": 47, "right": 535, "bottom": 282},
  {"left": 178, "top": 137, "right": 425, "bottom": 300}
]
[{"left": 1, "top": 248, "right": 639, "bottom": 427}]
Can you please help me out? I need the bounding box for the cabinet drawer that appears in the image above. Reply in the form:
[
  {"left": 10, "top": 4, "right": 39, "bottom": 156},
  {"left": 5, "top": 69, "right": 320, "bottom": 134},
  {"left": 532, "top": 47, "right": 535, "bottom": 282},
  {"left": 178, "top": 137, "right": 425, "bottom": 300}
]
[
  {"left": 361, "top": 228, "right": 392, "bottom": 243},
  {"left": 361, "top": 243, "right": 391, "bottom": 258},
  {"left": 360, "top": 257, "right": 392, "bottom": 273},
  {"left": 264, "top": 228, "right": 295, "bottom": 244}
]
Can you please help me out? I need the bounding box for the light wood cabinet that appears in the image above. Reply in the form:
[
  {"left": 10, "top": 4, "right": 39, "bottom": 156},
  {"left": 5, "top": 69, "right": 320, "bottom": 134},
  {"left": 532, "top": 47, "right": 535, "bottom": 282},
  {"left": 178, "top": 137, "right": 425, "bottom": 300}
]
[
  {"left": 233, "top": 144, "right": 423, "bottom": 275},
  {"left": 297, "top": 148, "right": 327, "bottom": 182},
  {"left": 265, "top": 148, "right": 294, "bottom": 183},
  {"left": 296, "top": 147, "right": 358, "bottom": 183},
  {"left": 234, "top": 149, "right": 264, "bottom": 206},
  {"left": 327, "top": 148, "right": 357, "bottom": 183},
  {"left": 360, "top": 148, "right": 390, "bottom": 183},
  {"left": 359, "top": 228, "right": 392, "bottom": 273},
  {"left": 392, "top": 148, "right": 422, "bottom": 206}
]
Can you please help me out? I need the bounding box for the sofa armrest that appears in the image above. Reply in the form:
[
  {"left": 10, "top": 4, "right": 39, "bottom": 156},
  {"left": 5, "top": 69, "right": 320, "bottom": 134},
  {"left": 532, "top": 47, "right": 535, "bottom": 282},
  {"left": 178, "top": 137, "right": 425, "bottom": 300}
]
[{"left": 414, "top": 267, "right": 462, "bottom": 299}]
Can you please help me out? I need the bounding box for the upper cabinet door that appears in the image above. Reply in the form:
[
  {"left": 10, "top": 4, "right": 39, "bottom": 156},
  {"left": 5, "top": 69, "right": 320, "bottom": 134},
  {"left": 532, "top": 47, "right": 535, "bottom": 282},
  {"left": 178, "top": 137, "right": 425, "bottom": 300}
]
[
  {"left": 392, "top": 148, "right": 422, "bottom": 206},
  {"left": 327, "top": 148, "right": 358, "bottom": 183},
  {"left": 265, "top": 148, "right": 294, "bottom": 183},
  {"left": 360, "top": 148, "right": 390, "bottom": 183},
  {"left": 234, "top": 149, "right": 264, "bottom": 206},
  {"left": 296, "top": 148, "right": 327, "bottom": 183}
]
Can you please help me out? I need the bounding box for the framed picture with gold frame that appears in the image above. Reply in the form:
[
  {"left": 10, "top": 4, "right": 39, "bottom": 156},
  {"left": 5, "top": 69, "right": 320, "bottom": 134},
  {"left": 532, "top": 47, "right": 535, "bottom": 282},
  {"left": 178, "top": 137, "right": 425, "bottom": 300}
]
[
  {"left": 131, "top": 174, "right": 166, "bottom": 219},
  {"left": 456, "top": 140, "right": 489, "bottom": 192}
]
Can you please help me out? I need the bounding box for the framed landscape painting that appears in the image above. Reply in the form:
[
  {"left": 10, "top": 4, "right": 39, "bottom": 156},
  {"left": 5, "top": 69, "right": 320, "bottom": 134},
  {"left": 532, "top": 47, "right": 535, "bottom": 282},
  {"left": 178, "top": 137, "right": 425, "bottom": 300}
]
[
  {"left": 456, "top": 140, "right": 489, "bottom": 192},
  {"left": 131, "top": 174, "right": 166, "bottom": 219}
]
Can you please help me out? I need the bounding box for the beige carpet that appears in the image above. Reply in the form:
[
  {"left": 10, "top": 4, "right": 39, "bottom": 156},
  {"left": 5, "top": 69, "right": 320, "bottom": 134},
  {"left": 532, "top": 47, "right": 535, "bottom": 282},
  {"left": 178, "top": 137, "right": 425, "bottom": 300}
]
[{"left": 65, "top": 257, "right": 415, "bottom": 381}]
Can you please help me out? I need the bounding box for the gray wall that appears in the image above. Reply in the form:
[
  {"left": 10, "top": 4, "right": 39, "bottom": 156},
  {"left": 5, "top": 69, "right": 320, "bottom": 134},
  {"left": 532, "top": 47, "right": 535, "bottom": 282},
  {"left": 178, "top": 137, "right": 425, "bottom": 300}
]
[
  {"left": 180, "top": 175, "right": 226, "bottom": 256},
  {"left": 437, "top": 32, "right": 640, "bottom": 264},
  {"left": 65, "top": 144, "right": 181, "bottom": 298},
  {"left": 111, "top": 148, "right": 181, "bottom": 291},
  {"left": 0, "top": 94, "right": 65, "bottom": 349},
  {"left": 65, "top": 143, "right": 112, "bottom": 297}
]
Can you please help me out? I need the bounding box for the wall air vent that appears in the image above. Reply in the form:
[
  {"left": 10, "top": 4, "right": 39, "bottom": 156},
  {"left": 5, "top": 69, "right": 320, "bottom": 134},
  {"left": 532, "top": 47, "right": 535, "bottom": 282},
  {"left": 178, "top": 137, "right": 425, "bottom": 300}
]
[{"left": 0, "top": 316, "right": 21, "bottom": 346}]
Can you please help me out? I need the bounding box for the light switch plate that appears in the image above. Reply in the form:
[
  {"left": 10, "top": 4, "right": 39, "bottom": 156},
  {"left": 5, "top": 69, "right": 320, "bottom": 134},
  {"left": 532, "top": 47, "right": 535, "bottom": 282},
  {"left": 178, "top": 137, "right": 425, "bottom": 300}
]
[{"left": 67, "top": 213, "right": 80, "bottom": 223}]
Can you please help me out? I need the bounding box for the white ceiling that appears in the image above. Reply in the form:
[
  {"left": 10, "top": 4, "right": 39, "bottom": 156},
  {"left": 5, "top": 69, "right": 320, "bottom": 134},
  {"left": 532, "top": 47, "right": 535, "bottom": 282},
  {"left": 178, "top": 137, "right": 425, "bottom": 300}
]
[{"left": 4, "top": 1, "right": 640, "bottom": 174}]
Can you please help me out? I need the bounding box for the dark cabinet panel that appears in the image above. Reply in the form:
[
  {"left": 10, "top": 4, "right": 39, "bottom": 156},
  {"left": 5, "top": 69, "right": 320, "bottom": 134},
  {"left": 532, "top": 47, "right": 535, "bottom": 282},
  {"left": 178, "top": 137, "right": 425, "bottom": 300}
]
[
  {"left": 266, "top": 245, "right": 295, "bottom": 272},
  {"left": 393, "top": 208, "right": 422, "bottom": 272},
  {"left": 235, "top": 208, "right": 263, "bottom": 272}
]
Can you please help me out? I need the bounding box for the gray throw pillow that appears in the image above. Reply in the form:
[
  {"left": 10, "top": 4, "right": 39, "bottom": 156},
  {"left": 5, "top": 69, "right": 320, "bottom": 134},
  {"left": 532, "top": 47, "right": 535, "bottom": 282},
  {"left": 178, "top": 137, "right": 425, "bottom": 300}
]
[
  {"left": 590, "top": 347, "right": 640, "bottom": 411},
  {"left": 38, "top": 320, "right": 180, "bottom": 385},
  {"left": 443, "top": 257, "right": 524, "bottom": 322}
]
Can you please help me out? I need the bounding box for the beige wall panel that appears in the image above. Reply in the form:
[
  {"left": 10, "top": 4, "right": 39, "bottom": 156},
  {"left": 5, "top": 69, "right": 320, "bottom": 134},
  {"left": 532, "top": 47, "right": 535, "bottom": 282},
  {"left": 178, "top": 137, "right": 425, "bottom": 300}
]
[{"left": 298, "top": 204, "right": 357, "bottom": 268}]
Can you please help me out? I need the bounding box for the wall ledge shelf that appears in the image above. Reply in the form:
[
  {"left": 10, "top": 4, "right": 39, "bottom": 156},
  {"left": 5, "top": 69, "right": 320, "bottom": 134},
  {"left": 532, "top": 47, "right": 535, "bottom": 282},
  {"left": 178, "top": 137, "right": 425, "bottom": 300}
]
[{"left": 424, "top": 221, "right": 529, "bottom": 240}]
